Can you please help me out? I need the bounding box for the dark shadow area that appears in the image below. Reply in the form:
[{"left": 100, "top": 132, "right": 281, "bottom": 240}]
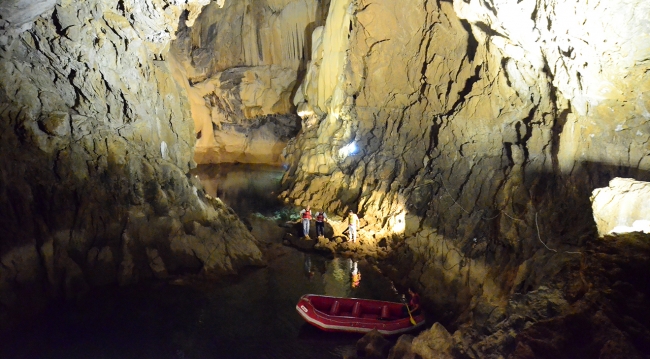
[
  {"left": 382, "top": 158, "right": 650, "bottom": 340},
  {"left": 0, "top": 249, "right": 406, "bottom": 359},
  {"left": 509, "top": 232, "right": 650, "bottom": 358},
  {"left": 459, "top": 19, "right": 478, "bottom": 63},
  {"left": 577, "top": 160, "right": 650, "bottom": 188}
]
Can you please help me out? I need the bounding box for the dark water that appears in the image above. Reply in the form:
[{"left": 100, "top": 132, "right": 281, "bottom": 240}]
[
  {"left": 0, "top": 164, "right": 403, "bottom": 359},
  {"left": 191, "top": 163, "right": 289, "bottom": 217},
  {"left": 1, "top": 252, "right": 399, "bottom": 359}
]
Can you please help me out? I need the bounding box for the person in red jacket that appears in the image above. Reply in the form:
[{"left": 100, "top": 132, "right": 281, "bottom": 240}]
[
  {"left": 299, "top": 205, "right": 312, "bottom": 238},
  {"left": 315, "top": 211, "right": 328, "bottom": 238},
  {"left": 407, "top": 288, "right": 420, "bottom": 314},
  {"left": 402, "top": 287, "right": 421, "bottom": 316}
]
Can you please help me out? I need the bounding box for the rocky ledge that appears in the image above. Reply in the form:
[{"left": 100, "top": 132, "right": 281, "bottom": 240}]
[{"left": 362, "top": 232, "right": 650, "bottom": 359}]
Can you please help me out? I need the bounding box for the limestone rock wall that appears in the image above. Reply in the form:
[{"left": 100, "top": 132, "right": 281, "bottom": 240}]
[
  {"left": 175, "top": 0, "right": 329, "bottom": 75},
  {"left": 0, "top": 0, "right": 264, "bottom": 328},
  {"left": 170, "top": 0, "right": 328, "bottom": 164},
  {"left": 281, "top": 0, "right": 650, "bottom": 320},
  {"left": 171, "top": 58, "right": 301, "bottom": 164},
  {"left": 454, "top": 0, "right": 650, "bottom": 179}
]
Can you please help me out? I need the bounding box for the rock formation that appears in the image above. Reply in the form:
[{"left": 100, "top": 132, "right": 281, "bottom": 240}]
[
  {"left": 386, "top": 233, "right": 650, "bottom": 359},
  {"left": 591, "top": 177, "right": 650, "bottom": 236},
  {"left": 277, "top": 0, "right": 650, "bottom": 356},
  {"left": 281, "top": 0, "right": 647, "bottom": 289},
  {"left": 0, "top": 0, "right": 264, "bottom": 329},
  {"left": 1, "top": 0, "right": 650, "bottom": 356},
  {"left": 170, "top": 0, "right": 331, "bottom": 164},
  {"left": 284, "top": 0, "right": 649, "bottom": 239}
]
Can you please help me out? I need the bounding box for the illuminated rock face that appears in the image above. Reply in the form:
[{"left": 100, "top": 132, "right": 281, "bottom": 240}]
[
  {"left": 453, "top": 0, "right": 650, "bottom": 175},
  {"left": 171, "top": 0, "right": 327, "bottom": 164},
  {"left": 281, "top": 0, "right": 650, "bottom": 342},
  {"left": 284, "top": 0, "right": 650, "bottom": 239},
  {"left": 0, "top": 0, "right": 264, "bottom": 325},
  {"left": 171, "top": 61, "right": 301, "bottom": 164},
  {"left": 591, "top": 178, "right": 650, "bottom": 236}
]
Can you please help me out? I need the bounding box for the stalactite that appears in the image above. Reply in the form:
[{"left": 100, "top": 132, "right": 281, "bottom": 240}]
[
  {"left": 181, "top": 0, "right": 319, "bottom": 71},
  {"left": 256, "top": 23, "right": 263, "bottom": 63},
  {"left": 294, "top": 23, "right": 300, "bottom": 59},
  {"left": 291, "top": 23, "right": 297, "bottom": 59},
  {"left": 297, "top": 22, "right": 303, "bottom": 59},
  {"left": 285, "top": 18, "right": 291, "bottom": 63}
]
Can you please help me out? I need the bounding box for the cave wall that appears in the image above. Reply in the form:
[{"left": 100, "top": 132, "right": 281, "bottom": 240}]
[
  {"left": 174, "top": 0, "right": 330, "bottom": 75},
  {"left": 280, "top": 0, "right": 650, "bottom": 319},
  {"left": 169, "top": 0, "right": 332, "bottom": 164},
  {"left": 0, "top": 0, "right": 264, "bottom": 328},
  {"left": 1, "top": 0, "right": 648, "bottom": 352}
]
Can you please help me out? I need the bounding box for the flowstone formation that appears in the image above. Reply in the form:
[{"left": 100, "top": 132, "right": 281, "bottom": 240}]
[
  {"left": 276, "top": 0, "right": 650, "bottom": 356},
  {"left": 0, "top": 0, "right": 264, "bottom": 330},
  {"left": 170, "top": 0, "right": 331, "bottom": 164}
]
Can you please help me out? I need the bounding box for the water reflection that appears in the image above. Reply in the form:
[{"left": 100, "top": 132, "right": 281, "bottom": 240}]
[
  {"left": 351, "top": 260, "right": 361, "bottom": 289},
  {"left": 3, "top": 249, "right": 397, "bottom": 359},
  {"left": 304, "top": 254, "right": 315, "bottom": 281},
  {"left": 1, "top": 164, "right": 408, "bottom": 359},
  {"left": 323, "top": 257, "right": 350, "bottom": 298},
  {"left": 321, "top": 258, "right": 362, "bottom": 295},
  {"left": 191, "top": 163, "right": 286, "bottom": 217}
]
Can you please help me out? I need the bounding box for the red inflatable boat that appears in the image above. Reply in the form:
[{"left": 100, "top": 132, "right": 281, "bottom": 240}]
[{"left": 296, "top": 294, "right": 425, "bottom": 335}]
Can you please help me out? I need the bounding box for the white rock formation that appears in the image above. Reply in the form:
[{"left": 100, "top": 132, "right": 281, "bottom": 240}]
[
  {"left": 591, "top": 178, "right": 650, "bottom": 236},
  {"left": 294, "top": 0, "right": 353, "bottom": 116}
]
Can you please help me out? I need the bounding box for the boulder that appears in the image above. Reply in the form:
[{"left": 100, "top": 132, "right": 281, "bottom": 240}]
[{"left": 591, "top": 178, "right": 650, "bottom": 236}]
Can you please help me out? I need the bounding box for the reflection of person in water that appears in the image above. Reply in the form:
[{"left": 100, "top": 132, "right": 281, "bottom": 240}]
[
  {"left": 350, "top": 260, "right": 361, "bottom": 288},
  {"left": 304, "top": 254, "right": 315, "bottom": 280}
]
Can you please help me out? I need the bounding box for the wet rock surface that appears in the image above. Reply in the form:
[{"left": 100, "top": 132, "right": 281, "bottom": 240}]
[{"left": 356, "top": 330, "right": 392, "bottom": 359}]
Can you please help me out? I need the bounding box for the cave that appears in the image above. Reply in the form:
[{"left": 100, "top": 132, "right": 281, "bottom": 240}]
[{"left": 1, "top": 0, "right": 650, "bottom": 358}]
